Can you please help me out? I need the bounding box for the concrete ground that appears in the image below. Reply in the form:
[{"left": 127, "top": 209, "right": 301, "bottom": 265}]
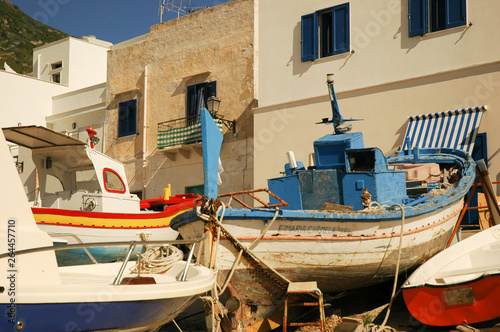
[{"left": 160, "top": 279, "right": 500, "bottom": 332}]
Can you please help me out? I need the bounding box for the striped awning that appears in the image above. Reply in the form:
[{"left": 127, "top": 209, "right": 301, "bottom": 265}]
[{"left": 402, "top": 106, "right": 486, "bottom": 154}]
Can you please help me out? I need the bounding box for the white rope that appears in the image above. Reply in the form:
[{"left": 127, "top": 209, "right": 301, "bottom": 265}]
[
  {"left": 130, "top": 245, "right": 183, "bottom": 274},
  {"left": 200, "top": 283, "right": 225, "bottom": 332},
  {"left": 365, "top": 204, "right": 405, "bottom": 332}
]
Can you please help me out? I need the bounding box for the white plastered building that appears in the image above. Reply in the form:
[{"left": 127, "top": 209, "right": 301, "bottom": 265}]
[{"left": 256, "top": 0, "right": 499, "bottom": 193}]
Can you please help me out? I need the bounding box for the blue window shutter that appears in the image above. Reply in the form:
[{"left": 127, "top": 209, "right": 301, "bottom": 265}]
[
  {"left": 187, "top": 85, "right": 196, "bottom": 118},
  {"left": 301, "top": 13, "right": 318, "bottom": 61},
  {"left": 118, "top": 102, "right": 127, "bottom": 137},
  {"left": 446, "top": 0, "right": 466, "bottom": 29},
  {"left": 332, "top": 3, "right": 349, "bottom": 55},
  {"left": 118, "top": 100, "right": 137, "bottom": 137},
  {"left": 408, "top": 0, "right": 428, "bottom": 37},
  {"left": 127, "top": 100, "right": 137, "bottom": 134}
]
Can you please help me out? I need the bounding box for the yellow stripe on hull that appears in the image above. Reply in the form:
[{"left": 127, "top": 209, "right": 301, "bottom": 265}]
[{"left": 34, "top": 209, "right": 190, "bottom": 228}]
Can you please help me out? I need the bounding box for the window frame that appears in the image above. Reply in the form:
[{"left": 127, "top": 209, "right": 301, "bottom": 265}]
[
  {"left": 301, "top": 3, "right": 350, "bottom": 62},
  {"left": 186, "top": 81, "right": 217, "bottom": 119},
  {"left": 102, "top": 168, "right": 126, "bottom": 194},
  {"left": 118, "top": 99, "right": 137, "bottom": 138},
  {"left": 408, "top": 0, "right": 466, "bottom": 37}
]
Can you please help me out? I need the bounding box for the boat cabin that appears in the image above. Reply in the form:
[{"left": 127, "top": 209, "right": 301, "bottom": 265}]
[
  {"left": 3, "top": 126, "right": 140, "bottom": 213},
  {"left": 268, "top": 132, "right": 408, "bottom": 211}
]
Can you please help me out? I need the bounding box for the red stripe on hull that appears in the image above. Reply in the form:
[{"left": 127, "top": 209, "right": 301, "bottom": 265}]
[
  {"left": 403, "top": 274, "right": 500, "bottom": 326},
  {"left": 31, "top": 199, "right": 197, "bottom": 220}
]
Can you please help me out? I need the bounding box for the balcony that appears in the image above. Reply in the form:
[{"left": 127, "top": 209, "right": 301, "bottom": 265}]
[{"left": 158, "top": 114, "right": 223, "bottom": 151}]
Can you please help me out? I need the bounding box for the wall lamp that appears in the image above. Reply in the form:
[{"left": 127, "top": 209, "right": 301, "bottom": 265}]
[{"left": 206, "top": 95, "right": 236, "bottom": 134}]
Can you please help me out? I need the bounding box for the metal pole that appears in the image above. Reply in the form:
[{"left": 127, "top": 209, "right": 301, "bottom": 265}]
[
  {"left": 113, "top": 244, "right": 136, "bottom": 285},
  {"left": 180, "top": 242, "right": 196, "bottom": 281}
]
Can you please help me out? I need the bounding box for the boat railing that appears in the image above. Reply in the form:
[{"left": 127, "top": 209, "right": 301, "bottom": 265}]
[
  {"left": 219, "top": 188, "right": 289, "bottom": 209},
  {"left": 0, "top": 235, "right": 207, "bottom": 284}
]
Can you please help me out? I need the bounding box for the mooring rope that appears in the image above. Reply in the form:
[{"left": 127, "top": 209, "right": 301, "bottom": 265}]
[
  {"left": 130, "top": 245, "right": 183, "bottom": 274},
  {"left": 218, "top": 207, "right": 280, "bottom": 295},
  {"left": 365, "top": 203, "right": 406, "bottom": 332},
  {"left": 200, "top": 283, "right": 226, "bottom": 332}
]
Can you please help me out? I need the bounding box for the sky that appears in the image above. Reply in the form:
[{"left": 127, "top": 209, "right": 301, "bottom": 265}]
[{"left": 8, "top": 0, "right": 230, "bottom": 44}]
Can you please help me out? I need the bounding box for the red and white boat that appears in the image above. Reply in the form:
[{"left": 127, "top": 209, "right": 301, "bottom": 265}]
[
  {"left": 3, "top": 125, "right": 198, "bottom": 265},
  {"left": 402, "top": 223, "right": 500, "bottom": 326}
]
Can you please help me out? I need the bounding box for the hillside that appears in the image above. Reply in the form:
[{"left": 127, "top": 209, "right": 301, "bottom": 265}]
[{"left": 0, "top": 0, "right": 68, "bottom": 74}]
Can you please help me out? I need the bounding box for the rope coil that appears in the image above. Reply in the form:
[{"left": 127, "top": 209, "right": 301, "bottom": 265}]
[{"left": 130, "top": 245, "right": 183, "bottom": 274}]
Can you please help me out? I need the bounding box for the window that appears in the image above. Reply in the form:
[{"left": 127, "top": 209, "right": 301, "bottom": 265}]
[
  {"left": 50, "top": 61, "right": 62, "bottom": 83},
  {"left": 186, "top": 185, "right": 204, "bottom": 196},
  {"left": 45, "top": 174, "right": 64, "bottom": 194},
  {"left": 118, "top": 99, "right": 137, "bottom": 137},
  {"left": 76, "top": 169, "right": 100, "bottom": 193},
  {"left": 408, "top": 0, "right": 466, "bottom": 37},
  {"left": 301, "top": 3, "right": 350, "bottom": 61},
  {"left": 51, "top": 62, "right": 62, "bottom": 70},
  {"left": 52, "top": 73, "right": 61, "bottom": 83},
  {"left": 103, "top": 168, "right": 126, "bottom": 193},
  {"left": 187, "top": 81, "right": 216, "bottom": 122}
]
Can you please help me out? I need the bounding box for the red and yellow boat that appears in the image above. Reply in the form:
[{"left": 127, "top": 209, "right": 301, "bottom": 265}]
[{"left": 3, "top": 125, "right": 199, "bottom": 265}]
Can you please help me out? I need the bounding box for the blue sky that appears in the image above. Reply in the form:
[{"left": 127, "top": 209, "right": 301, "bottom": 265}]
[{"left": 9, "top": 0, "right": 230, "bottom": 44}]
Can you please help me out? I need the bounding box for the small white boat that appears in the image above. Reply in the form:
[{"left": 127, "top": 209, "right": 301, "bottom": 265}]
[
  {"left": 3, "top": 125, "right": 198, "bottom": 265},
  {"left": 402, "top": 223, "right": 500, "bottom": 327},
  {"left": 0, "top": 129, "right": 216, "bottom": 332}
]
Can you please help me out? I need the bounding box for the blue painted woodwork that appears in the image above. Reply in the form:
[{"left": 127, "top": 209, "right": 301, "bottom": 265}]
[
  {"left": 270, "top": 137, "right": 407, "bottom": 212},
  {"left": 201, "top": 108, "right": 223, "bottom": 199},
  {"left": 187, "top": 81, "right": 217, "bottom": 119},
  {"left": 301, "top": 3, "right": 350, "bottom": 61},
  {"left": 298, "top": 169, "right": 342, "bottom": 210},
  {"left": 431, "top": 0, "right": 467, "bottom": 32},
  {"left": 343, "top": 174, "right": 406, "bottom": 210},
  {"left": 314, "top": 132, "right": 363, "bottom": 169},
  {"left": 331, "top": 3, "right": 350, "bottom": 55},
  {"left": 463, "top": 133, "right": 488, "bottom": 225},
  {"left": 268, "top": 174, "right": 303, "bottom": 210},
  {"left": 118, "top": 99, "right": 137, "bottom": 137},
  {"left": 409, "top": 0, "right": 466, "bottom": 37},
  {"left": 408, "top": 0, "right": 428, "bottom": 36},
  {"left": 0, "top": 297, "right": 197, "bottom": 332},
  {"left": 343, "top": 148, "right": 406, "bottom": 210},
  {"left": 268, "top": 169, "right": 342, "bottom": 210},
  {"left": 301, "top": 13, "right": 318, "bottom": 61},
  {"left": 284, "top": 161, "right": 305, "bottom": 176}
]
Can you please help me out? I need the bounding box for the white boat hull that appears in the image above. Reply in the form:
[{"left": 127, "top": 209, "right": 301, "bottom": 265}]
[
  {"left": 0, "top": 261, "right": 215, "bottom": 332},
  {"left": 175, "top": 200, "right": 463, "bottom": 329},
  {"left": 402, "top": 224, "right": 500, "bottom": 326}
]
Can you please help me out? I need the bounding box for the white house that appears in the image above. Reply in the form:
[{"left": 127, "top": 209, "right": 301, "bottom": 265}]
[
  {"left": 1, "top": 36, "right": 112, "bottom": 192},
  {"left": 1, "top": 36, "right": 111, "bottom": 144},
  {"left": 255, "top": 0, "right": 500, "bottom": 200}
]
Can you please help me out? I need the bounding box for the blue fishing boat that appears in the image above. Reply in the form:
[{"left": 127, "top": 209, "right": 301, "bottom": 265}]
[{"left": 171, "top": 74, "right": 482, "bottom": 330}]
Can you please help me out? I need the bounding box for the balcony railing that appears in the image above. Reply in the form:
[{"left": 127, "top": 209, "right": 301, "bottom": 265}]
[{"left": 158, "top": 114, "right": 223, "bottom": 149}]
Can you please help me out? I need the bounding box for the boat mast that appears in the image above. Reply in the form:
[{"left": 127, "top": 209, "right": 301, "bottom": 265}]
[{"left": 323, "top": 73, "right": 359, "bottom": 134}]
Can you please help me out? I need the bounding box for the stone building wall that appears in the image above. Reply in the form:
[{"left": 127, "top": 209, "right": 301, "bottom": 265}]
[{"left": 105, "top": 0, "right": 255, "bottom": 199}]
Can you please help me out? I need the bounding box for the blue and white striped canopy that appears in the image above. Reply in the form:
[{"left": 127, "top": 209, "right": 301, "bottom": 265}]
[{"left": 402, "top": 106, "right": 486, "bottom": 154}]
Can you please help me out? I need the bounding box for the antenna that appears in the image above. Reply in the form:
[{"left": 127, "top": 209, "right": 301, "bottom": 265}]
[{"left": 159, "top": 0, "right": 208, "bottom": 22}]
